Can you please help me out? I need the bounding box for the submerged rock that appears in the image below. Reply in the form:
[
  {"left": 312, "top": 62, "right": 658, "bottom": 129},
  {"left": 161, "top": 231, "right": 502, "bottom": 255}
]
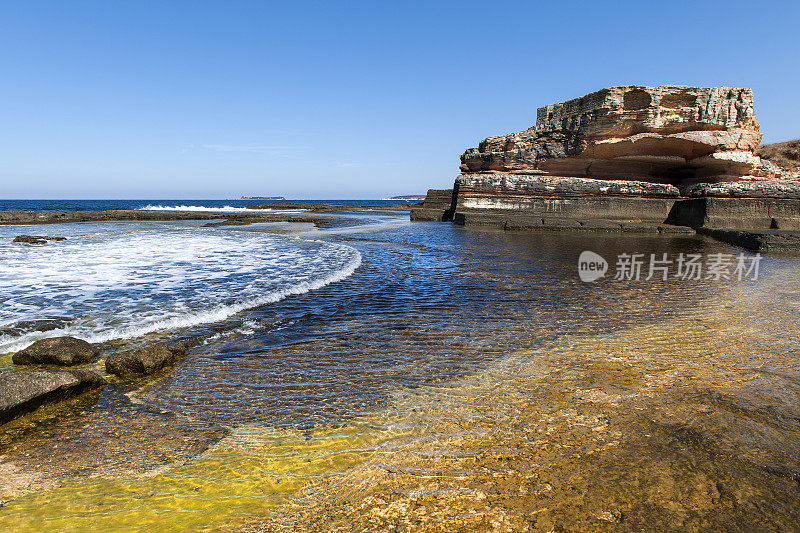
[
  {"left": 697, "top": 227, "right": 800, "bottom": 253},
  {"left": 105, "top": 343, "right": 187, "bottom": 377},
  {"left": 12, "top": 336, "right": 100, "bottom": 366},
  {"left": 0, "top": 369, "right": 106, "bottom": 426}
]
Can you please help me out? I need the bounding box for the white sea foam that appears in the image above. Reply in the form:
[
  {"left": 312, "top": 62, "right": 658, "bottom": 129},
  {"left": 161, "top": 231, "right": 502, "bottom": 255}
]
[
  {"left": 136, "top": 204, "right": 306, "bottom": 213},
  {"left": 0, "top": 224, "right": 360, "bottom": 352}
]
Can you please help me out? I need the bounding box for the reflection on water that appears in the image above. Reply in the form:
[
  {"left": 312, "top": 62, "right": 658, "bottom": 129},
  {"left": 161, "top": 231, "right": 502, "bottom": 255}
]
[
  {"left": 251, "top": 285, "right": 800, "bottom": 531},
  {"left": 1, "top": 218, "right": 799, "bottom": 531}
]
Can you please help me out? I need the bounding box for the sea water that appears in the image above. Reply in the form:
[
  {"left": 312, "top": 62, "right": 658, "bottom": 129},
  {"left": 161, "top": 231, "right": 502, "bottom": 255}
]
[
  {"left": 0, "top": 207, "right": 799, "bottom": 531},
  {"left": 0, "top": 220, "right": 360, "bottom": 353}
]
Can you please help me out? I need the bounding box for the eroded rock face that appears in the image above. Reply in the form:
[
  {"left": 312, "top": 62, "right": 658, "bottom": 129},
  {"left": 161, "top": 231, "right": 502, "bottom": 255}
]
[
  {"left": 460, "top": 85, "right": 783, "bottom": 184},
  {"left": 105, "top": 343, "right": 187, "bottom": 377},
  {"left": 682, "top": 181, "right": 800, "bottom": 199},
  {"left": 12, "top": 337, "right": 100, "bottom": 366},
  {"left": 458, "top": 174, "right": 680, "bottom": 199},
  {"left": 410, "top": 189, "right": 456, "bottom": 221}
]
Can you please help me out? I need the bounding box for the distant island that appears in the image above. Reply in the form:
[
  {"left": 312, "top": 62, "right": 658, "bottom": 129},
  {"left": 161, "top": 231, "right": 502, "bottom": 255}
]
[
  {"left": 382, "top": 194, "right": 426, "bottom": 201},
  {"left": 240, "top": 196, "right": 286, "bottom": 200}
]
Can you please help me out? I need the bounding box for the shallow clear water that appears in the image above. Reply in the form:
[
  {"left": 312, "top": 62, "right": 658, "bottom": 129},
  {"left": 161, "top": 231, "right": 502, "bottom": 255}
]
[{"left": 0, "top": 212, "right": 799, "bottom": 531}]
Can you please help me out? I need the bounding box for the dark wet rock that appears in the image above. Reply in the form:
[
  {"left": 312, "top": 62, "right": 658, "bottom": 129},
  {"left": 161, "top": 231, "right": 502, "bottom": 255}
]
[
  {"left": 697, "top": 228, "right": 800, "bottom": 253},
  {"left": 0, "top": 319, "right": 69, "bottom": 337},
  {"left": 202, "top": 218, "right": 258, "bottom": 227},
  {"left": 409, "top": 208, "right": 449, "bottom": 222},
  {"left": 105, "top": 343, "right": 187, "bottom": 377},
  {"left": 451, "top": 210, "right": 695, "bottom": 235},
  {"left": 13, "top": 235, "right": 47, "bottom": 244},
  {"left": 12, "top": 235, "right": 67, "bottom": 244},
  {"left": 771, "top": 218, "right": 800, "bottom": 230},
  {"left": 12, "top": 337, "right": 100, "bottom": 366},
  {"left": 410, "top": 189, "right": 455, "bottom": 222},
  {"left": 0, "top": 369, "right": 106, "bottom": 426},
  {"left": 0, "top": 209, "right": 361, "bottom": 233},
  {"left": 666, "top": 197, "right": 800, "bottom": 229}
]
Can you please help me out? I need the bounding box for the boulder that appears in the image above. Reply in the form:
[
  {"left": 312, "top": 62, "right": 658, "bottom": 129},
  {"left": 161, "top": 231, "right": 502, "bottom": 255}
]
[
  {"left": 0, "top": 369, "right": 106, "bottom": 426},
  {"left": 105, "top": 343, "right": 187, "bottom": 377},
  {"left": 12, "top": 336, "right": 100, "bottom": 366},
  {"left": 444, "top": 86, "right": 800, "bottom": 235}
]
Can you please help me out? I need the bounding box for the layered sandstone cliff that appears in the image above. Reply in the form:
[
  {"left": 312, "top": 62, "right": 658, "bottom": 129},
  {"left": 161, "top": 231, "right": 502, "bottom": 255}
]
[{"left": 460, "top": 85, "right": 792, "bottom": 185}]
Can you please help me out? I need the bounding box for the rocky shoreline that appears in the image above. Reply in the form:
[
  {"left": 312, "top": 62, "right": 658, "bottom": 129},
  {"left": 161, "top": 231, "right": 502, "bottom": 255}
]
[
  {"left": 0, "top": 334, "right": 204, "bottom": 446},
  {"left": 0, "top": 202, "right": 417, "bottom": 228},
  {"left": 0, "top": 202, "right": 416, "bottom": 445}
]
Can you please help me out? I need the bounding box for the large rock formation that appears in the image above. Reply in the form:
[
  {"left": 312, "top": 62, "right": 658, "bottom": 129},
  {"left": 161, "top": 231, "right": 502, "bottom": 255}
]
[
  {"left": 460, "top": 85, "right": 791, "bottom": 185},
  {"left": 416, "top": 85, "right": 800, "bottom": 234}
]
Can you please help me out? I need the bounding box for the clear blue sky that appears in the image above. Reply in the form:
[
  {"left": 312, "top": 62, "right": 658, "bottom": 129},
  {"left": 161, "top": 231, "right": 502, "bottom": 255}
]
[{"left": 1, "top": 1, "right": 798, "bottom": 199}]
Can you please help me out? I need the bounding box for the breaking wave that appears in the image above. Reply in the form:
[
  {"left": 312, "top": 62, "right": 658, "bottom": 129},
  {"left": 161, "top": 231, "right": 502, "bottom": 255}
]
[
  {"left": 136, "top": 204, "right": 306, "bottom": 213},
  {"left": 0, "top": 225, "right": 360, "bottom": 352}
]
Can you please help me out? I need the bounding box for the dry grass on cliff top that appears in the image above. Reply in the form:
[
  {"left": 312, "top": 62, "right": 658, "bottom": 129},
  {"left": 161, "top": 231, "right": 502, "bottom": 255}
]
[{"left": 757, "top": 138, "right": 800, "bottom": 175}]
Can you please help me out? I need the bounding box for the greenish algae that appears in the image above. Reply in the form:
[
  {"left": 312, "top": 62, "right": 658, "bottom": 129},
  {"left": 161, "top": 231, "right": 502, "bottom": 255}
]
[
  {"left": 0, "top": 389, "right": 103, "bottom": 449},
  {"left": 0, "top": 422, "right": 402, "bottom": 532}
]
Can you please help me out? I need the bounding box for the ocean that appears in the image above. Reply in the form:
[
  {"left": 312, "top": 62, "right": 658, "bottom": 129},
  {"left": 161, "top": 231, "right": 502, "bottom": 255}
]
[
  {"left": 0, "top": 199, "right": 407, "bottom": 211},
  {"left": 0, "top": 202, "right": 799, "bottom": 530}
]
